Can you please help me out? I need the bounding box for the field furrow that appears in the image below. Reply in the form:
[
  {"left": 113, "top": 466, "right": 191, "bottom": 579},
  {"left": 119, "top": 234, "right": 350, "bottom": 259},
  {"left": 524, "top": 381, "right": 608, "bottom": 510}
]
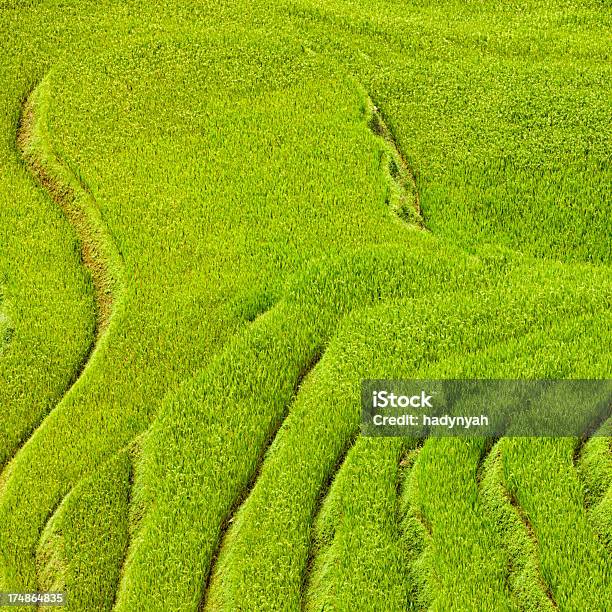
[
  {"left": 576, "top": 419, "right": 612, "bottom": 550},
  {"left": 36, "top": 448, "right": 133, "bottom": 611},
  {"left": 0, "top": 73, "right": 125, "bottom": 486},
  {"left": 17, "top": 75, "right": 123, "bottom": 338},
  {"left": 575, "top": 418, "right": 612, "bottom": 501},
  {"left": 480, "top": 444, "right": 556, "bottom": 611},
  {"left": 305, "top": 436, "right": 412, "bottom": 611},
  {"left": 482, "top": 433, "right": 612, "bottom": 610},
  {"left": 301, "top": 431, "right": 359, "bottom": 600},
  {"left": 366, "top": 95, "right": 425, "bottom": 229},
  {"left": 0, "top": 64, "right": 96, "bottom": 475},
  {"left": 0, "top": 70, "right": 128, "bottom": 595},
  {"left": 202, "top": 348, "right": 324, "bottom": 610}
]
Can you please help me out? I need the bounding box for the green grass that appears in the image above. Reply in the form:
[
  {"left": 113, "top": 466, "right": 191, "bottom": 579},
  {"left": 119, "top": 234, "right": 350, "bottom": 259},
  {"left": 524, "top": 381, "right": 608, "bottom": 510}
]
[
  {"left": 495, "top": 437, "right": 610, "bottom": 610},
  {"left": 0, "top": 55, "right": 95, "bottom": 471},
  {"left": 0, "top": 0, "right": 610, "bottom": 610},
  {"left": 202, "top": 280, "right": 610, "bottom": 611},
  {"left": 36, "top": 449, "right": 132, "bottom": 611},
  {"left": 578, "top": 419, "right": 612, "bottom": 549},
  {"left": 305, "top": 436, "right": 411, "bottom": 612},
  {"left": 289, "top": 0, "right": 612, "bottom": 263}
]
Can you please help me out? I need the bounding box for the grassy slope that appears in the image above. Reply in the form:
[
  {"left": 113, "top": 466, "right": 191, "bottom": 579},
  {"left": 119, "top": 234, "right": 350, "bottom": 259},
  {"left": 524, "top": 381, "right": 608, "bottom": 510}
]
[
  {"left": 0, "top": 5, "right": 95, "bottom": 472},
  {"left": 578, "top": 420, "right": 612, "bottom": 549},
  {"left": 36, "top": 449, "right": 132, "bottom": 612},
  {"left": 0, "top": 5, "right": 415, "bottom": 602},
  {"left": 0, "top": 0, "right": 610, "bottom": 610},
  {"left": 288, "top": 0, "right": 612, "bottom": 263},
  {"left": 206, "top": 268, "right": 611, "bottom": 611}
]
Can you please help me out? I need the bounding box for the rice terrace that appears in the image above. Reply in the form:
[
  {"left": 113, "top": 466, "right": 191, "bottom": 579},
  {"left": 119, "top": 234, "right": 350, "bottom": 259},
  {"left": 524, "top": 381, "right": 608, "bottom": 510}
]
[{"left": 1, "top": 0, "right": 611, "bottom": 610}]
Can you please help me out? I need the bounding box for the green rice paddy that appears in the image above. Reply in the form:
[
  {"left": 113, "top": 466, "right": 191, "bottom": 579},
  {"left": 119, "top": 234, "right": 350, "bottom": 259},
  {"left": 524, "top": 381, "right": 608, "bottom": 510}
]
[{"left": 0, "top": 0, "right": 610, "bottom": 610}]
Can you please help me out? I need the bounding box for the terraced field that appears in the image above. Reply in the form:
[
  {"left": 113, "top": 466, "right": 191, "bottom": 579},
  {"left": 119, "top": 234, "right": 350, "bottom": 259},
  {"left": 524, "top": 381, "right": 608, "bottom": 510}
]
[{"left": 1, "top": 0, "right": 610, "bottom": 610}]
